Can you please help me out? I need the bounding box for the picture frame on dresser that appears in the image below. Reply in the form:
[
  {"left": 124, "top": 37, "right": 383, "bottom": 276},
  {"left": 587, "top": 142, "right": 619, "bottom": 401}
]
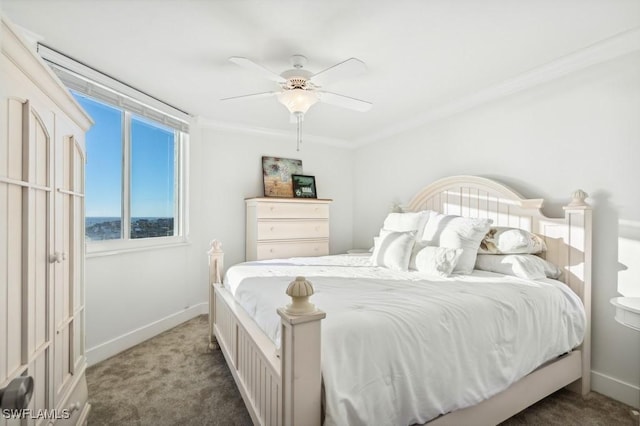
[
  {"left": 292, "top": 174, "right": 317, "bottom": 198},
  {"left": 262, "top": 156, "right": 303, "bottom": 198}
]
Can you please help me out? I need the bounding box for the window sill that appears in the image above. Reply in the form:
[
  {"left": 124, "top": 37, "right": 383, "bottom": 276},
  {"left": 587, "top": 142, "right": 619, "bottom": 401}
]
[{"left": 86, "top": 237, "right": 190, "bottom": 258}]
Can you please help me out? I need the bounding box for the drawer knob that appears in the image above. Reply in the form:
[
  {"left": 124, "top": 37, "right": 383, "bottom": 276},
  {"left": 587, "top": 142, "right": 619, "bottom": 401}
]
[
  {"left": 270, "top": 248, "right": 274, "bottom": 253},
  {"left": 270, "top": 206, "right": 275, "bottom": 211},
  {"left": 270, "top": 227, "right": 275, "bottom": 232}
]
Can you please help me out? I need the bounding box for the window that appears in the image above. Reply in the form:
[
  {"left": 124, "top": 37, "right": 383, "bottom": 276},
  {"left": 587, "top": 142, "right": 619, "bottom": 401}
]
[
  {"left": 38, "top": 45, "right": 190, "bottom": 251},
  {"left": 75, "top": 94, "right": 183, "bottom": 243}
]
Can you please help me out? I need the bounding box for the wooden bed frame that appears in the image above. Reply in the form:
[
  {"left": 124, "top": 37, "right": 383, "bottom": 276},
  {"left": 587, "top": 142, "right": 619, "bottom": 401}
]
[{"left": 208, "top": 175, "right": 592, "bottom": 426}]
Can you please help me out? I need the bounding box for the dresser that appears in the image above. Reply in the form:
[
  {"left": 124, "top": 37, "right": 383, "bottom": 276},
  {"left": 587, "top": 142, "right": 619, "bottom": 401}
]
[
  {"left": 245, "top": 198, "right": 332, "bottom": 261},
  {"left": 1, "top": 17, "right": 92, "bottom": 424}
]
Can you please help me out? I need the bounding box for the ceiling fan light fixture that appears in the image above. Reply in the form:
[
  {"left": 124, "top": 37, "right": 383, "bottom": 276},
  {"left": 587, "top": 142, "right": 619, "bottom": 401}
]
[
  {"left": 226, "top": 55, "right": 372, "bottom": 152},
  {"left": 277, "top": 89, "right": 318, "bottom": 114}
]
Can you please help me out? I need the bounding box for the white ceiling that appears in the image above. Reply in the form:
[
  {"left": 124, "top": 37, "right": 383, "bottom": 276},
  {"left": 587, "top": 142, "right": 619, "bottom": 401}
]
[{"left": 3, "top": 0, "right": 640, "bottom": 146}]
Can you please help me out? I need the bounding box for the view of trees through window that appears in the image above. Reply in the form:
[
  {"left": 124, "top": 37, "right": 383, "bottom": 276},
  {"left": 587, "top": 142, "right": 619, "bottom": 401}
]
[{"left": 74, "top": 93, "right": 178, "bottom": 241}]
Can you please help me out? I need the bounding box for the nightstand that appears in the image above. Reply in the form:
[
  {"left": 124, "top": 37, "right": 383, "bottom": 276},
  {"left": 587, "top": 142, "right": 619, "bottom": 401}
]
[
  {"left": 610, "top": 297, "right": 640, "bottom": 332},
  {"left": 346, "top": 249, "right": 371, "bottom": 255},
  {"left": 610, "top": 297, "right": 640, "bottom": 425}
]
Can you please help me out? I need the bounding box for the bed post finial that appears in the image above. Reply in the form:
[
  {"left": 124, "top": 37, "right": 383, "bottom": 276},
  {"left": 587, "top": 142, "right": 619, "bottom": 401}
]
[
  {"left": 208, "top": 239, "right": 224, "bottom": 285},
  {"left": 564, "top": 189, "right": 590, "bottom": 209},
  {"left": 284, "top": 276, "right": 317, "bottom": 315}
]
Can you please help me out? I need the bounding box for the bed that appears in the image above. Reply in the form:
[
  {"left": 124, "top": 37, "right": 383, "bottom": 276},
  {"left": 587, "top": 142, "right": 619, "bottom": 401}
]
[{"left": 207, "top": 175, "right": 592, "bottom": 426}]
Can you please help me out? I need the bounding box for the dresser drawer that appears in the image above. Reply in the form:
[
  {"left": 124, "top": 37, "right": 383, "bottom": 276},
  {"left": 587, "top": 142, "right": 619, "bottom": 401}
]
[
  {"left": 256, "top": 202, "right": 329, "bottom": 219},
  {"left": 257, "top": 240, "right": 329, "bottom": 260},
  {"left": 257, "top": 220, "right": 329, "bottom": 240}
]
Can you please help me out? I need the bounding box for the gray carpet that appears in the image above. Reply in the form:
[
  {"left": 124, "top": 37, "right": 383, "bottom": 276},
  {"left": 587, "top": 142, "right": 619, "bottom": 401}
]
[{"left": 87, "top": 315, "right": 636, "bottom": 425}]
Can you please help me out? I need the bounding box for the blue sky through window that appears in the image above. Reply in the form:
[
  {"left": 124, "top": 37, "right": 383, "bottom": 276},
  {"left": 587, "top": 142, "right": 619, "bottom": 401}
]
[
  {"left": 74, "top": 93, "right": 122, "bottom": 218},
  {"left": 74, "top": 93, "right": 176, "bottom": 220},
  {"left": 130, "top": 116, "right": 175, "bottom": 218}
]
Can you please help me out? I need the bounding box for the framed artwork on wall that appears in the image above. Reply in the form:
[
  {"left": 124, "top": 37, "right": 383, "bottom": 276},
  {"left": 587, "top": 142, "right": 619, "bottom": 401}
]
[
  {"left": 291, "top": 174, "right": 317, "bottom": 198},
  {"left": 262, "top": 156, "right": 303, "bottom": 198}
]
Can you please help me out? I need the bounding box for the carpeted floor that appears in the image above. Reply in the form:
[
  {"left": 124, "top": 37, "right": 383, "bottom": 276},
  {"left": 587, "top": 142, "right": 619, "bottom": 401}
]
[{"left": 87, "top": 315, "right": 636, "bottom": 426}]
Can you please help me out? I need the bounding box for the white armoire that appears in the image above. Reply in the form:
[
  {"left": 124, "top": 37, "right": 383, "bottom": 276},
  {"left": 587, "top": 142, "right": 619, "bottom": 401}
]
[{"left": 1, "top": 17, "right": 92, "bottom": 425}]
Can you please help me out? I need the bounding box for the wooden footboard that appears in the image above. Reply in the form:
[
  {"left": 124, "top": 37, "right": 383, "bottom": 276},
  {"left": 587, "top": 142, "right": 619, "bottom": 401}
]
[
  {"left": 213, "top": 283, "right": 283, "bottom": 425},
  {"left": 208, "top": 240, "right": 325, "bottom": 426}
]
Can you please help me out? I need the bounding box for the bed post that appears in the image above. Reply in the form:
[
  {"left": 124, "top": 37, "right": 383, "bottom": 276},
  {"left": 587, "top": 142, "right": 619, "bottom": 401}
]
[
  {"left": 563, "top": 190, "right": 592, "bottom": 396},
  {"left": 208, "top": 239, "right": 224, "bottom": 350},
  {"left": 277, "top": 277, "right": 326, "bottom": 426}
]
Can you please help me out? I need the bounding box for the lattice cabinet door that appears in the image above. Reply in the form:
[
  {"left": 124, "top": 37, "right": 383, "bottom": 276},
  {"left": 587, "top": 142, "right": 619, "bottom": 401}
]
[
  {"left": 0, "top": 96, "right": 55, "bottom": 425},
  {"left": 52, "top": 129, "right": 86, "bottom": 406}
]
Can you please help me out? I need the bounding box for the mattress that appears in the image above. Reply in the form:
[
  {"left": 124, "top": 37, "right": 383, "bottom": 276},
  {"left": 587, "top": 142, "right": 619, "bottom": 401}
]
[{"left": 224, "top": 254, "right": 586, "bottom": 426}]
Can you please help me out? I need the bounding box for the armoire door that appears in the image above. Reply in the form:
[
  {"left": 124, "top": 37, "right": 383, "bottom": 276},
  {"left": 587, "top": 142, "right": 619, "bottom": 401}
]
[
  {"left": 0, "top": 97, "right": 54, "bottom": 422},
  {"left": 53, "top": 130, "right": 85, "bottom": 405}
]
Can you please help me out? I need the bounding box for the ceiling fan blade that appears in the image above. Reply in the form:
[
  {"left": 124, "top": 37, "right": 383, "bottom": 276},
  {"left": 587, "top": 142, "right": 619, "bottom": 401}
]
[
  {"left": 317, "top": 91, "right": 372, "bottom": 112},
  {"left": 229, "top": 57, "right": 287, "bottom": 84},
  {"left": 309, "top": 58, "right": 367, "bottom": 87},
  {"left": 220, "top": 91, "right": 279, "bottom": 102}
]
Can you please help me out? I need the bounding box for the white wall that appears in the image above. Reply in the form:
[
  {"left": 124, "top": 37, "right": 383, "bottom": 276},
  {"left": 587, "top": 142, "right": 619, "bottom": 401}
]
[
  {"left": 85, "top": 122, "right": 354, "bottom": 365},
  {"left": 197, "top": 125, "right": 354, "bottom": 279},
  {"left": 352, "top": 52, "right": 640, "bottom": 407}
]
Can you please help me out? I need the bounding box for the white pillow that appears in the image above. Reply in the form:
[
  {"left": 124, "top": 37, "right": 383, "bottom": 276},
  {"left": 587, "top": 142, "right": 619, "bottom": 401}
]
[
  {"left": 475, "top": 254, "right": 562, "bottom": 280},
  {"left": 371, "top": 230, "right": 416, "bottom": 271},
  {"left": 479, "top": 227, "right": 547, "bottom": 254},
  {"left": 413, "top": 246, "right": 463, "bottom": 278},
  {"left": 383, "top": 211, "right": 432, "bottom": 234},
  {"left": 420, "top": 212, "right": 492, "bottom": 274}
]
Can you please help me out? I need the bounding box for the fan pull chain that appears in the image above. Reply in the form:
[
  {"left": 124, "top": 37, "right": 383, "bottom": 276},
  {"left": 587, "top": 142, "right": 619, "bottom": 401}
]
[{"left": 296, "top": 112, "right": 303, "bottom": 151}]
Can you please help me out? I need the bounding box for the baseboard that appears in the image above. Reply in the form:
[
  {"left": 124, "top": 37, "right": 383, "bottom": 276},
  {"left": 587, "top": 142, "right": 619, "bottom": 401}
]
[
  {"left": 86, "top": 303, "right": 208, "bottom": 367},
  {"left": 591, "top": 370, "right": 640, "bottom": 409}
]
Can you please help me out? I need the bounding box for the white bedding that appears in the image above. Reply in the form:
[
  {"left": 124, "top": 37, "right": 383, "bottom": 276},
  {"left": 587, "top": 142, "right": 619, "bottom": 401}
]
[{"left": 224, "top": 254, "right": 586, "bottom": 426}]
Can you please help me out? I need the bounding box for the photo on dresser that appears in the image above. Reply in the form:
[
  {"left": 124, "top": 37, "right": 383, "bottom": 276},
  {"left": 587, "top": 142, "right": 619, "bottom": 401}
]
[
  {"left": 291, "top": 174, "right": 317, "bottom": 198},
  {"left": 262, "top": 156, "right": 303, "bottom": 198}
]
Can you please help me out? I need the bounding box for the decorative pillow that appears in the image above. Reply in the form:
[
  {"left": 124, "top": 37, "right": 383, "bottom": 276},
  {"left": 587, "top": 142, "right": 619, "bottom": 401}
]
[
  {"left": 413, "top": 246, "right": 463, "bottom": 278},
  {"left": 479, "top": 227, "right": 547, "bottom": 254},
  {"left": 382, "top": 211, "right": 432, "bottom": 235},
  {"left": 420, "top": 212, "right": 492, "bottom": 274},
  {"left": 474, "top": 254, "right": 562, "bottom": 280},
  {"left": 371, "top": 230, "right": 416, "bottom": 271}
]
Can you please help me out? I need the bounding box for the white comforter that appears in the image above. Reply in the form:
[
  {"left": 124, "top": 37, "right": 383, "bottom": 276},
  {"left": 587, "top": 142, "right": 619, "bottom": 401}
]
[{"left": 225, "top": 255, "right": 585, "bottom": 426}]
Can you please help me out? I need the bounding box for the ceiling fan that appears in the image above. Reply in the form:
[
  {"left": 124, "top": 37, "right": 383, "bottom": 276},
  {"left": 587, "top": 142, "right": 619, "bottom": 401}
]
[{"left": 222, "top": 55, "right": 372, "bottom": 150}]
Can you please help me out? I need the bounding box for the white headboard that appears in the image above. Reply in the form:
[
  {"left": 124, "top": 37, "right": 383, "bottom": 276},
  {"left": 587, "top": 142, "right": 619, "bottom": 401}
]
[
  {"left": 406, "top": 175, "right": 592, "bottom": 303},
  {"left": 405, "top": 175, "right": 593, "bottom": 393}
]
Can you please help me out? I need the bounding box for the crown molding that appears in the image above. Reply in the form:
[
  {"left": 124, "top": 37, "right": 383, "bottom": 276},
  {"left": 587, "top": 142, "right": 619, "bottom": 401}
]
[
  {"left": 194, "top": 116, "right": 354, "bottom": 149},
  {"left": 353, "top": 26, "right": 640, "bottom": 147}
]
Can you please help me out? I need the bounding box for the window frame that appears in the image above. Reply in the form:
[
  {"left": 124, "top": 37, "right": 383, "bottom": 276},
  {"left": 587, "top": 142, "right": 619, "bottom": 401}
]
[
  {"left": 37, "top": 45, "right": 190, "bottom": 255},
  {"left": 76, "top": 94, "right": 189, "bottom": 255}
]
